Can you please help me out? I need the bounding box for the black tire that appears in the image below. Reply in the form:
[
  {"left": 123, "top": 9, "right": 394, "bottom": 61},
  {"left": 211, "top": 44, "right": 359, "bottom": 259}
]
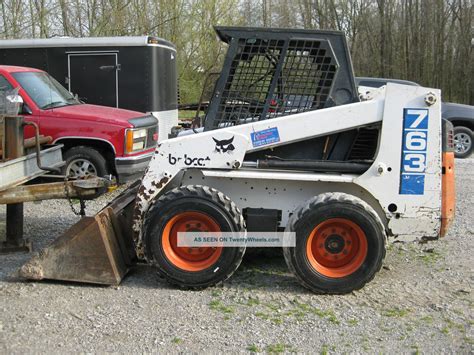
[
  {"left": 143, "top": 185, "right": 246, "bottom": 289},
  {"left": 63, "top": 146, "right": 108, "bottom": 178},
  {"left": 283, "top": 192, "right": 386, "bottom": 294},
  {"left": 453, "top": 126, "right": 472, "bottom": 159}
]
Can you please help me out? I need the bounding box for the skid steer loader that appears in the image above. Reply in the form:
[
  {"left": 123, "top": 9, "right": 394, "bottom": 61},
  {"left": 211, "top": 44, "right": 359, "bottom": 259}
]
[{"left": 19, "top": 27, "right": 455, "bottom": 294}]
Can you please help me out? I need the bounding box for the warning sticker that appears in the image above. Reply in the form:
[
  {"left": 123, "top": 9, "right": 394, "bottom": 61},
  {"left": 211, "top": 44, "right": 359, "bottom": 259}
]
[{"left": 251, "top": 127, "right": 280, "bottom": 148}]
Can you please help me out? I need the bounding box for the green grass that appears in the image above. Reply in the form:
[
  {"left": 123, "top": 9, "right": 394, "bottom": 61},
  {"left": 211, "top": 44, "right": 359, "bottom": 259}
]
[
  {"left": 254, "top": 311, "right": 282, "bottom": 324},
  {"left": 411, "top": 344, "right": 420, "bottom": 355},
  {"left": 463, "top": 336, "right": 474, "bottom": 345},
  {"left": 265, "top": 343, "right": 295, "bottom": 353},
  {"left": 246, "top": 297, "right": 260, "bottom": 306},
  {"left": 285, "top": 300, "right": 339, "bottom": 324},
  {"left": 418, "top": 249, "right": 443, "bottom": 264},
  {"left": 348, "top": 318, "right": 358, "bottom": 326},
  {"left": 255, "top": 311, "right": 270, "bottom": 320},
  {"left": 171, "top": 337, "right": 182, "bottom": 344},
  {"left": 247, "top": 344, "right": 261, "bottom": 353},
  {"left": 382, "top": 307, "right": 410, "bottom": 317},
  {"left": 321, "top": 344, "right": 329, "bottom": 355},
  {"left": 209, "top": 299, "right": 234, "bottom": 314},
  {"left": 420, "top": 315, "right": 434, "bottom": 324},
  {"left": 210, "top": 289, "right": 222, "bottom": 297},
  {"left": 443, "top": 317, "right": 465, "bottom": 332}
]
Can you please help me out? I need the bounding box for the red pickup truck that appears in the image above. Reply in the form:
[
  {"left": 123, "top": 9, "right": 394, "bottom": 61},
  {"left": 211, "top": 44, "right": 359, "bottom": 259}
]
[{"left": 0, "top": 65, "right": 158, "bottom": 182}]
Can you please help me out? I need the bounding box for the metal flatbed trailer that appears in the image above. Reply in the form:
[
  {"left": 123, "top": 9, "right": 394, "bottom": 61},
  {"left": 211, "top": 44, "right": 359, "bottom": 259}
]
[{"left": 0, "top": 114, "right": 109, "bottom": 253}]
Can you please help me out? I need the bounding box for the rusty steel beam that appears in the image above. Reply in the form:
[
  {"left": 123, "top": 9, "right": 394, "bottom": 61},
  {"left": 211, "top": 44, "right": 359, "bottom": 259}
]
[
  {"left": 1, "top": 115, "right": 31, "bottom": 253},
  {"left": 0, "top": 136, "right": 52, "bottom": 156},
  {"left": 0, "top": 178, "right": 110, "bottom": 204},
  {"left": 4, "top": 116, "right": 24, "bottom": 160}
]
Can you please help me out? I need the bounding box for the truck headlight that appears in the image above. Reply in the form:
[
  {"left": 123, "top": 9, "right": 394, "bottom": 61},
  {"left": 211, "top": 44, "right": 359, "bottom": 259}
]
[{"left": 125, "top": 128, "right": 147, "bottom": 154}]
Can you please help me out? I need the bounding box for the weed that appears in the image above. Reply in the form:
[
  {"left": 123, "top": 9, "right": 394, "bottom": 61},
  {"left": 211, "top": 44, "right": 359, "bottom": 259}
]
[
  {"left": 271, "top": 317, "right": 283, "bottom": 325},
  {"left": 463, "top": 336, "right": 473, "bottom": 345},
  {"left": 382, "top": 307, "right": 409, "bottom": 317},
  {"left": 444, "top": 318, "right": 465, "bottom": 332},
  {"left": 348, "top": 318, "right": 358, "bottom": 326},
  {"left": 255, "top": 312, "right": 270, "bottom": 320},
  {"left": 171, "top": 337, "right": 182, "bottom": 344},
  {"left": 418, "top": 249, "right": 442, "bottom": 264},
  {"left": 209, "top": 300, "right": 234, "bottom": 314},
  {"left": 247, "top": 344, "right": 261, "bottom": 353},
  {"left": 411, "top": 344, "right": 420, "bottom": 355},
  {"left": 264, "top": 302, "right": 281, "bottom": 312},
  {"left": 420, "top": 315, "right": 433, "bottom": 324},
  {"left": 292, "top": 301, "right": 340, "bottom": 324},
  {"left": 246, "top": 297, "right": 260, "bottom": 306},
  {"left": 266, "top": 343, "right": 295, "bottom": 353},
  {"left": 210, "top": 289, "right": 222, "bottom": 297},
  {"left": 321, "top": 344, "right": 329, "bottom": 355}
]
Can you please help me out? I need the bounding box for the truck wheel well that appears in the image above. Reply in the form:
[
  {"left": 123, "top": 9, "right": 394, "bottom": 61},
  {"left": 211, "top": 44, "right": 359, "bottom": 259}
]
[
  {"left": 55, "top": 138, "right": 116, "bottom": 173},
  {"left": 449, "top": 119, "right": 474, "bottom": 131}
]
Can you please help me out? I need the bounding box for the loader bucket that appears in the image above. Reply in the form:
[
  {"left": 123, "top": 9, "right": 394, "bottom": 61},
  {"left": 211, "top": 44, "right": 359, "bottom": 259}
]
[
  {"left": 19, "top": 183, "right": 138, "bottom": 285},
  {"left": 19, "top": 207, "right": 131, "bottom": 285}
]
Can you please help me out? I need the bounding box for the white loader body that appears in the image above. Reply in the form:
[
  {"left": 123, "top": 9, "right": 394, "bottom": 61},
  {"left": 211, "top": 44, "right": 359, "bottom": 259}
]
[{"left": 133, "top": 83, "right": 442, "bottom": 256}]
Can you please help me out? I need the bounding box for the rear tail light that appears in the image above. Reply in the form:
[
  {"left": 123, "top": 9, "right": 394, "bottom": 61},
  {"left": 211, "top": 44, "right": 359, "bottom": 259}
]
[
  {"left": 447, "top": 128, "right": 454, "bottom": 150},
  {"left": 442, "top": 119, "right": 455, "bottom": 153}
]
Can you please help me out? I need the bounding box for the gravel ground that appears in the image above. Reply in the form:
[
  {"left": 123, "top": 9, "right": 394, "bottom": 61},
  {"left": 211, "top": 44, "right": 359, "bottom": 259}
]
[{"left": 0, "top": 159, "right": 473, "bottom": 353}]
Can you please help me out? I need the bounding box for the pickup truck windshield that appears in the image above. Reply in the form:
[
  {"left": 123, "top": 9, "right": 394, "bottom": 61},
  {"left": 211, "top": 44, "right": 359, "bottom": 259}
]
[{"left": 12, "top": 71, "right": 80, "bottom": 110}]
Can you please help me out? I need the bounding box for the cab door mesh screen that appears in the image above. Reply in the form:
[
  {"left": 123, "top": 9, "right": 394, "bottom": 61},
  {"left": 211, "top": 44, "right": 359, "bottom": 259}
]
[{"left": 207, "top": 37, "right": 338, "bottom": 129}]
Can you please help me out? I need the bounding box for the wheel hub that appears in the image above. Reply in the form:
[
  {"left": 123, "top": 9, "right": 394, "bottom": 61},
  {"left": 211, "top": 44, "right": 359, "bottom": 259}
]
[
  {"left": 306, "top": 218, "right": 368, "bottom": 278},
  {"left": 454, "top": 133, "right": 471, "bottom": 154},
  {"left": 66, "top": 158, "right": 97, "bottom": 178},
  {"left": 325, "top": 235, "right": 345, "bottom": 254}
]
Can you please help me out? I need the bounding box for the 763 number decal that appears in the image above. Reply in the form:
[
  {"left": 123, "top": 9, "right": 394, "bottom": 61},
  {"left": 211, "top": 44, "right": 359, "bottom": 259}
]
[{"left": 400, "top": 109, "right": 429, "bottom": 195}]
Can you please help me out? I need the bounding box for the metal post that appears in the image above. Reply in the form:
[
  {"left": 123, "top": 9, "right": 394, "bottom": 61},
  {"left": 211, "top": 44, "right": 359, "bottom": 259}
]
[{"left": 1, "top": 116, "right": 31, "bottom": 253}]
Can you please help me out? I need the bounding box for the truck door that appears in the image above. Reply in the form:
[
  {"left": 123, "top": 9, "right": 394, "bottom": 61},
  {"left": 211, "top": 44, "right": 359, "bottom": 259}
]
[{"left": 68, "top": 53, "right": 119, "bottom": 108}]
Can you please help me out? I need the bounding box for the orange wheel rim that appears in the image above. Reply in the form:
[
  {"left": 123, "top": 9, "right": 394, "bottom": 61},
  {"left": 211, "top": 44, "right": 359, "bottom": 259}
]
[
  {"left": 306, "top": 218, "right": 368, "bottom": 278},
  {"left": 162, "top": 211, "right": 222, "bottom": 272}
]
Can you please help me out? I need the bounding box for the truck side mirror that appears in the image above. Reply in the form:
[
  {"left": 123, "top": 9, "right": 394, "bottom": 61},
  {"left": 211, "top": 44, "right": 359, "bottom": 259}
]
[
  {"left": 5, "top": 94, "right": 23, "bottom": 115},
  {"left": 6, "top": 94, "right": 23, "bottom": 104}
]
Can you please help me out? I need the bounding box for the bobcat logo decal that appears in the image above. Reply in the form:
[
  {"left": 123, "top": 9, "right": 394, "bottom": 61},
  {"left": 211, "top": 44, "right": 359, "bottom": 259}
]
[{"left": 213, "top": 136, "right": 235, "bottom": 153}]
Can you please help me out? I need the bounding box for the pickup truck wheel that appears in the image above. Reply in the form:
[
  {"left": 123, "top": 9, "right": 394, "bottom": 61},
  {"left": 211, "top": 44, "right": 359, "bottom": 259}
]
[
  {"left": 63, "top": 146, "right": 108, "bottom": 178},
  {"left": 143, "top": 185, "right": 246, "bottom": 289},
  {"left": 283, "top": 192, "right": 386, "bottom": 294},
  {"left": 453, "top": 126, "right": 472, "bottom": 159}
]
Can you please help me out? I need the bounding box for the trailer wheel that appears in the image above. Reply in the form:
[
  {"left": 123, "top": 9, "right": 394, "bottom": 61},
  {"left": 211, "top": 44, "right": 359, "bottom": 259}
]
[
  {"left": 283, "top": 192, "right": 386, "bottom": 294},
  {"left": 143, "top": 185, "right": 246, "bottom": 289}
]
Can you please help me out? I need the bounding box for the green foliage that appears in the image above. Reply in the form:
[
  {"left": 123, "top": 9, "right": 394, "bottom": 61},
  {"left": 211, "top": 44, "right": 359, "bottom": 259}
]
[
  {"left": 247, "top": 344, "right": 261, "bottom": 353},
  {"left": 209, "top": 299, "right": 234, "bottom": 314},
  {"left": 265, "top": 343, "right": 295, "bottom": 353},
  {"left": 382, "top": 307, "right": 410, "bottom": 317},
  {"left": 171, "top": 337, "right": 182, "bottom": 344}
]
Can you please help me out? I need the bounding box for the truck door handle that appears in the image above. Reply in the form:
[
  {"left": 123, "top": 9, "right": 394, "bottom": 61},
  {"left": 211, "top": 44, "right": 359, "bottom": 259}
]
[{"left": 99, "top": 65, "right": 121, "bottom": 71}]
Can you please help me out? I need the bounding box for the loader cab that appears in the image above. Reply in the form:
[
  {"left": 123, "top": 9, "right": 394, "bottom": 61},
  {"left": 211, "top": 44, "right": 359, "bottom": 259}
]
[{"left": 200, "top": 27, "right": 379, "bottom": 168}]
